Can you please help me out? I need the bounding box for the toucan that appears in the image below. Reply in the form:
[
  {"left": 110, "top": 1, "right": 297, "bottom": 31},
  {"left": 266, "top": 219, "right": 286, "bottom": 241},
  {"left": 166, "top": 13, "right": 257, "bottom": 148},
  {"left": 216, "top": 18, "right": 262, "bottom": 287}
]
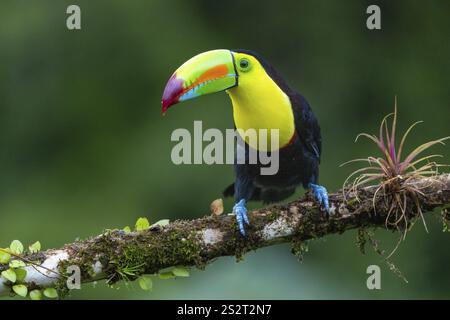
[{"left": 161, "top": 49, "right": 329, "bottom": 236}]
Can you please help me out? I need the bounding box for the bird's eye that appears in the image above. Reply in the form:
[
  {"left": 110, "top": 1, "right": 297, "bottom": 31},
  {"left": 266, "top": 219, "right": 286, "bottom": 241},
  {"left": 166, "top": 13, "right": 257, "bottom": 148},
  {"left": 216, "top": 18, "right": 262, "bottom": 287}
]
[{"left": 239, "top": 59, "right": 250, "bottom": 70}]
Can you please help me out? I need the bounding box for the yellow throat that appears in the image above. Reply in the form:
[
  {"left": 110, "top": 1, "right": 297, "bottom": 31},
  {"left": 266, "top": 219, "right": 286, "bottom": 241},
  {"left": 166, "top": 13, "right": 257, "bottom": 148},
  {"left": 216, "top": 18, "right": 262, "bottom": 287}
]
[{"left": 226, "top": 55, "right": 295, "bottom": 151}]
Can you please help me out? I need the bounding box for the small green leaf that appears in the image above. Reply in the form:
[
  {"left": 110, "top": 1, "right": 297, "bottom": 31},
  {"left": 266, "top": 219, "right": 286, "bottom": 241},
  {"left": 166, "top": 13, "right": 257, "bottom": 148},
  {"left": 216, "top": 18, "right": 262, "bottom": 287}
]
[
  {"left": 9, "top": 260, "right": 26, "bottom": 269},
  {"left": 153, "top": 219, "right": 170, "bottom": 227},
  {"left": 1, "top": 269, "right": 17, "bottom": 283},
  {"left": 123, "top": 226, "right": 131, "bottom": 233},
  {"left": 12, "top": 284, "right": 28, "bottom": 297},
  {"left": 158, "top": 272, "right": 175, "bottom": 280},
  {"left": 138, "top": 276, "right": 153, "bottom": 291},
  {"left": 172, "top": 266, "right": 190, "bottom": 277},
  {"left": 0, "top": 250, "right": 11, "bottom": 264},
  {"left": 43, "top": 288, "right": 58, "bottom": 299},
  {"left": 135, "top": 217, "right": 150, "bottom": 231},
  {"left": 28, "top": 241, "right": 41, "bottom": 253},
  {"left": 29, "top": 289, "right": 43, "bottom": 300},
  {"left": 15, "top": 268, "right": 27, "bottom": 282},
  {"left": 10, "top": 240, "right": 24, "bottom": 254}
]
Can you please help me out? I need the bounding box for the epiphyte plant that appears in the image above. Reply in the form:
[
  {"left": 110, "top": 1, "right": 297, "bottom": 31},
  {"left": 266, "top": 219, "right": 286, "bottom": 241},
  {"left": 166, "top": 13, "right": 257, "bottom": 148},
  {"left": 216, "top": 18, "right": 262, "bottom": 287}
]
[{"left": 342, "top": 97, "right": 449, "bottom": 239}]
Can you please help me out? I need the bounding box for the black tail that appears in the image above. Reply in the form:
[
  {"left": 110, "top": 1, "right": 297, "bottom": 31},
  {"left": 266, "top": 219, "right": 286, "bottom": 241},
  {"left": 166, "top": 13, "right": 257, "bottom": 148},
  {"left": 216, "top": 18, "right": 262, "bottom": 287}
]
[
  {"left": 223, "top": 183, "right": 261, "bottom": 200},
  {"left": 223, "top": 183, "right": 235, "bottom": 198}
]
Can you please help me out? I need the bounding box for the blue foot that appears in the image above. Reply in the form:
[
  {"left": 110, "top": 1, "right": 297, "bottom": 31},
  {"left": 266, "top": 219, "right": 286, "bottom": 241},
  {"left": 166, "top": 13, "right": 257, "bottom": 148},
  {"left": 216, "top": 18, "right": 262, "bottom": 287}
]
[
  {"left": 233, "top": 199, "right": 250, "bottom": 236},
  {"left": 308, "top": 183, "right": 330, "bottom": 213}
]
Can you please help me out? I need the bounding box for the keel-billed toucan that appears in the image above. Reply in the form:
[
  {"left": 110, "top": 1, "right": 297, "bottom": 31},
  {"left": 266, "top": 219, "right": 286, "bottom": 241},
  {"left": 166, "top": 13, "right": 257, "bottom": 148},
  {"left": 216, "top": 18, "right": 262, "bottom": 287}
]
[{"left": 162, "top": 49, "right": 329, "bottom": 236}]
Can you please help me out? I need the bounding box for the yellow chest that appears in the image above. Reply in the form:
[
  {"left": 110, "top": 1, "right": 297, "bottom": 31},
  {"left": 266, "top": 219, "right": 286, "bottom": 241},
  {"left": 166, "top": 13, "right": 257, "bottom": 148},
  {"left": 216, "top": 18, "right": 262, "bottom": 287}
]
[{"left": 227, "top": 77, "right": 295, "bottom": 151}]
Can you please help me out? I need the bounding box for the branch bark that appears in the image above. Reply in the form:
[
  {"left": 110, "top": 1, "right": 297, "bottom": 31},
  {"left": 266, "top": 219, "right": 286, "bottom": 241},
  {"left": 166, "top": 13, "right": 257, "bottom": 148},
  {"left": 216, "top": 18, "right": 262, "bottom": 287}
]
[{"left": 1, "top": 174, "right": 449, "bottom": 296}]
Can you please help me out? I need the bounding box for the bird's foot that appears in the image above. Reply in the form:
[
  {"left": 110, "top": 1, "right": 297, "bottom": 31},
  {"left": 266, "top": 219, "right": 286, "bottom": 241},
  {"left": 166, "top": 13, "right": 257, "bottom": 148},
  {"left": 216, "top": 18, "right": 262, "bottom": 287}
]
[
  {"left": 308, "top": 183, "right": 330, "bottom": 214},
  {"left": 233, "top": 199, "right": 250, "bottom": 236}
]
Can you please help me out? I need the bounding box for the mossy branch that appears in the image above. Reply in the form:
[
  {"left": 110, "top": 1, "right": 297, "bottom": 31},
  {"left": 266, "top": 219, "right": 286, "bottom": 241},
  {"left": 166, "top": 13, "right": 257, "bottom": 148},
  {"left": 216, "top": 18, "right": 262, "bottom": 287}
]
[{"left": 1, "top": 173, "right": 449, "bottom": 297}]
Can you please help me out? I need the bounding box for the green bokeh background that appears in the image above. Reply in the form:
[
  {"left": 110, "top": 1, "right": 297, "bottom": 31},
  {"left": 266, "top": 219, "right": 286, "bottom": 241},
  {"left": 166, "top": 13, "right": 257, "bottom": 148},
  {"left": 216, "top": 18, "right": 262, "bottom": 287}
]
[{"left": 1, "top": 0, "right": 449, "bottom": 299}]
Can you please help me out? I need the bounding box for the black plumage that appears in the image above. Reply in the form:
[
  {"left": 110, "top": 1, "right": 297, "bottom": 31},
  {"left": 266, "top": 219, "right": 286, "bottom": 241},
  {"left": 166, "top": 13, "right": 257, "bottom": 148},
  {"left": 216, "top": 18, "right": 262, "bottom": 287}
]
[{"left": 224, "top": 50, "right": 322, "bottom": 204}]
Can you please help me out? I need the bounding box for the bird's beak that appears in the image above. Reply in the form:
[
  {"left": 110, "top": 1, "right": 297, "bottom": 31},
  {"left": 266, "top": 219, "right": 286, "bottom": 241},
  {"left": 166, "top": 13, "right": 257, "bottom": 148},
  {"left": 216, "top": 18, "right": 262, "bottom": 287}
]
[{"left": 161, "top": 49, "right": 238, "bottom": 114}]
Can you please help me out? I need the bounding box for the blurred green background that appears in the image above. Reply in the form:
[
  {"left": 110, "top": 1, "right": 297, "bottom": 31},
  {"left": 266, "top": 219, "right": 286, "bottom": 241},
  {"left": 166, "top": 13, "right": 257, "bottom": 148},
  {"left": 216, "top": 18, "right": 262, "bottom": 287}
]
[{"left": 1, "top": 0, "right": 449, "bottom": 299}]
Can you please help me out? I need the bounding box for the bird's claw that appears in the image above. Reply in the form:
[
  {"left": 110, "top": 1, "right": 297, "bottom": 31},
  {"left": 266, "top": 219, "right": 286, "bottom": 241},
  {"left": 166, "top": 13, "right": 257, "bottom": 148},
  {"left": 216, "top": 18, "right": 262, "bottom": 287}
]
[
  {"left": 309, "top": 183, "right": 330, "bottom": 214},
  {"left": 233, "top": 199, "right": 249, "bottom": 236}
]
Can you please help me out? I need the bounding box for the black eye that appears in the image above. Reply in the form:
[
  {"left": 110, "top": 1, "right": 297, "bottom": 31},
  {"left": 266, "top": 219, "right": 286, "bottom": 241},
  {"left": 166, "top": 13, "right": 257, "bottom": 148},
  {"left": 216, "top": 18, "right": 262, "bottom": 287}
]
[{"left": 239, "top": 59, "right": 249, "bottom": 69}]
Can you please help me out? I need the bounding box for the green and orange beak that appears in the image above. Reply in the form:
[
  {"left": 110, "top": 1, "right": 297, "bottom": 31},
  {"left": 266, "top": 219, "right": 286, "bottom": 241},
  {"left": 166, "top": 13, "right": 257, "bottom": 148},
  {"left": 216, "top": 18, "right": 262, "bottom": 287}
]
[{"left": 161, "top": 49, "right": 238, "bottom": 114}]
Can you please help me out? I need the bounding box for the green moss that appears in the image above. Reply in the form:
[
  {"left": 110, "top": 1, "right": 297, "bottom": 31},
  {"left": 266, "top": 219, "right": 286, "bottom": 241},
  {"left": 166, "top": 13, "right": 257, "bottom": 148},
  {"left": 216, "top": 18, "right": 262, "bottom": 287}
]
[
  {"left": 104, "top": 228, "right": 205, "bottom": 284},
  {"left": 51, "top": 225, "right": 209, "bottom": 290},
  {"left": 441, "top": 209, "right": 450, "bottom": 232},
  {"left": 356, "top": 228, "right": 367, "bottom": 254},
  {"left": 291, "top": 239, "right": 309, "bottom": 262},
  {"left": 265, "top": 211, "right": 278, "bottom": 223},
  {"left": 233, "top": 235, "right": 256, "bottom": 262},
  {"left": 346, "top": 198, "right": 359, "bottom": 207},
  {"left": 54, "top": 275, "right": 70, "bottom": 299}
]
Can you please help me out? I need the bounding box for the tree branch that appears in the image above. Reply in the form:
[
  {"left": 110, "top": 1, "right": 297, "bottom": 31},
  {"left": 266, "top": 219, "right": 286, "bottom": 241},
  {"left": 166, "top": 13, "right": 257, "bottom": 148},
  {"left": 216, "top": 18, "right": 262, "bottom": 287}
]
[{"left": 1, "top": 174, "right": 449, "bottom": 296}]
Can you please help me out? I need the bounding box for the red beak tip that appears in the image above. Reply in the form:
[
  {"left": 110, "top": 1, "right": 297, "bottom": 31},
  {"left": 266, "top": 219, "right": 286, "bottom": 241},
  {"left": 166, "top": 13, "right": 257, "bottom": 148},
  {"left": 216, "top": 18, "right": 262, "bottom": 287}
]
[{"left": 161, "top": 100, "right": 170, "bottom": 114}]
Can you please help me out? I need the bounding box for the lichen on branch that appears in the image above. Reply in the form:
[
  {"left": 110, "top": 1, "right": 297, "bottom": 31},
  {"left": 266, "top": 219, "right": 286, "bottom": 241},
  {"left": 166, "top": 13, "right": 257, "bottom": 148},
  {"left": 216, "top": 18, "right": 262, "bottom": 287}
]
[{"left": 1, "top": 173, "right": 449, "bottom": 299}]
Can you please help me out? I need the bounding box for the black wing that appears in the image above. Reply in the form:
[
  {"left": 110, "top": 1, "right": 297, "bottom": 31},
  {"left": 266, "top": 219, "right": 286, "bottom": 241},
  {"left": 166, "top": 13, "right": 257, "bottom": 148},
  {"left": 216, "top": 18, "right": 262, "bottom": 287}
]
[{"left": 289, "top": 91, "right": 322, "bottom": 163}]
